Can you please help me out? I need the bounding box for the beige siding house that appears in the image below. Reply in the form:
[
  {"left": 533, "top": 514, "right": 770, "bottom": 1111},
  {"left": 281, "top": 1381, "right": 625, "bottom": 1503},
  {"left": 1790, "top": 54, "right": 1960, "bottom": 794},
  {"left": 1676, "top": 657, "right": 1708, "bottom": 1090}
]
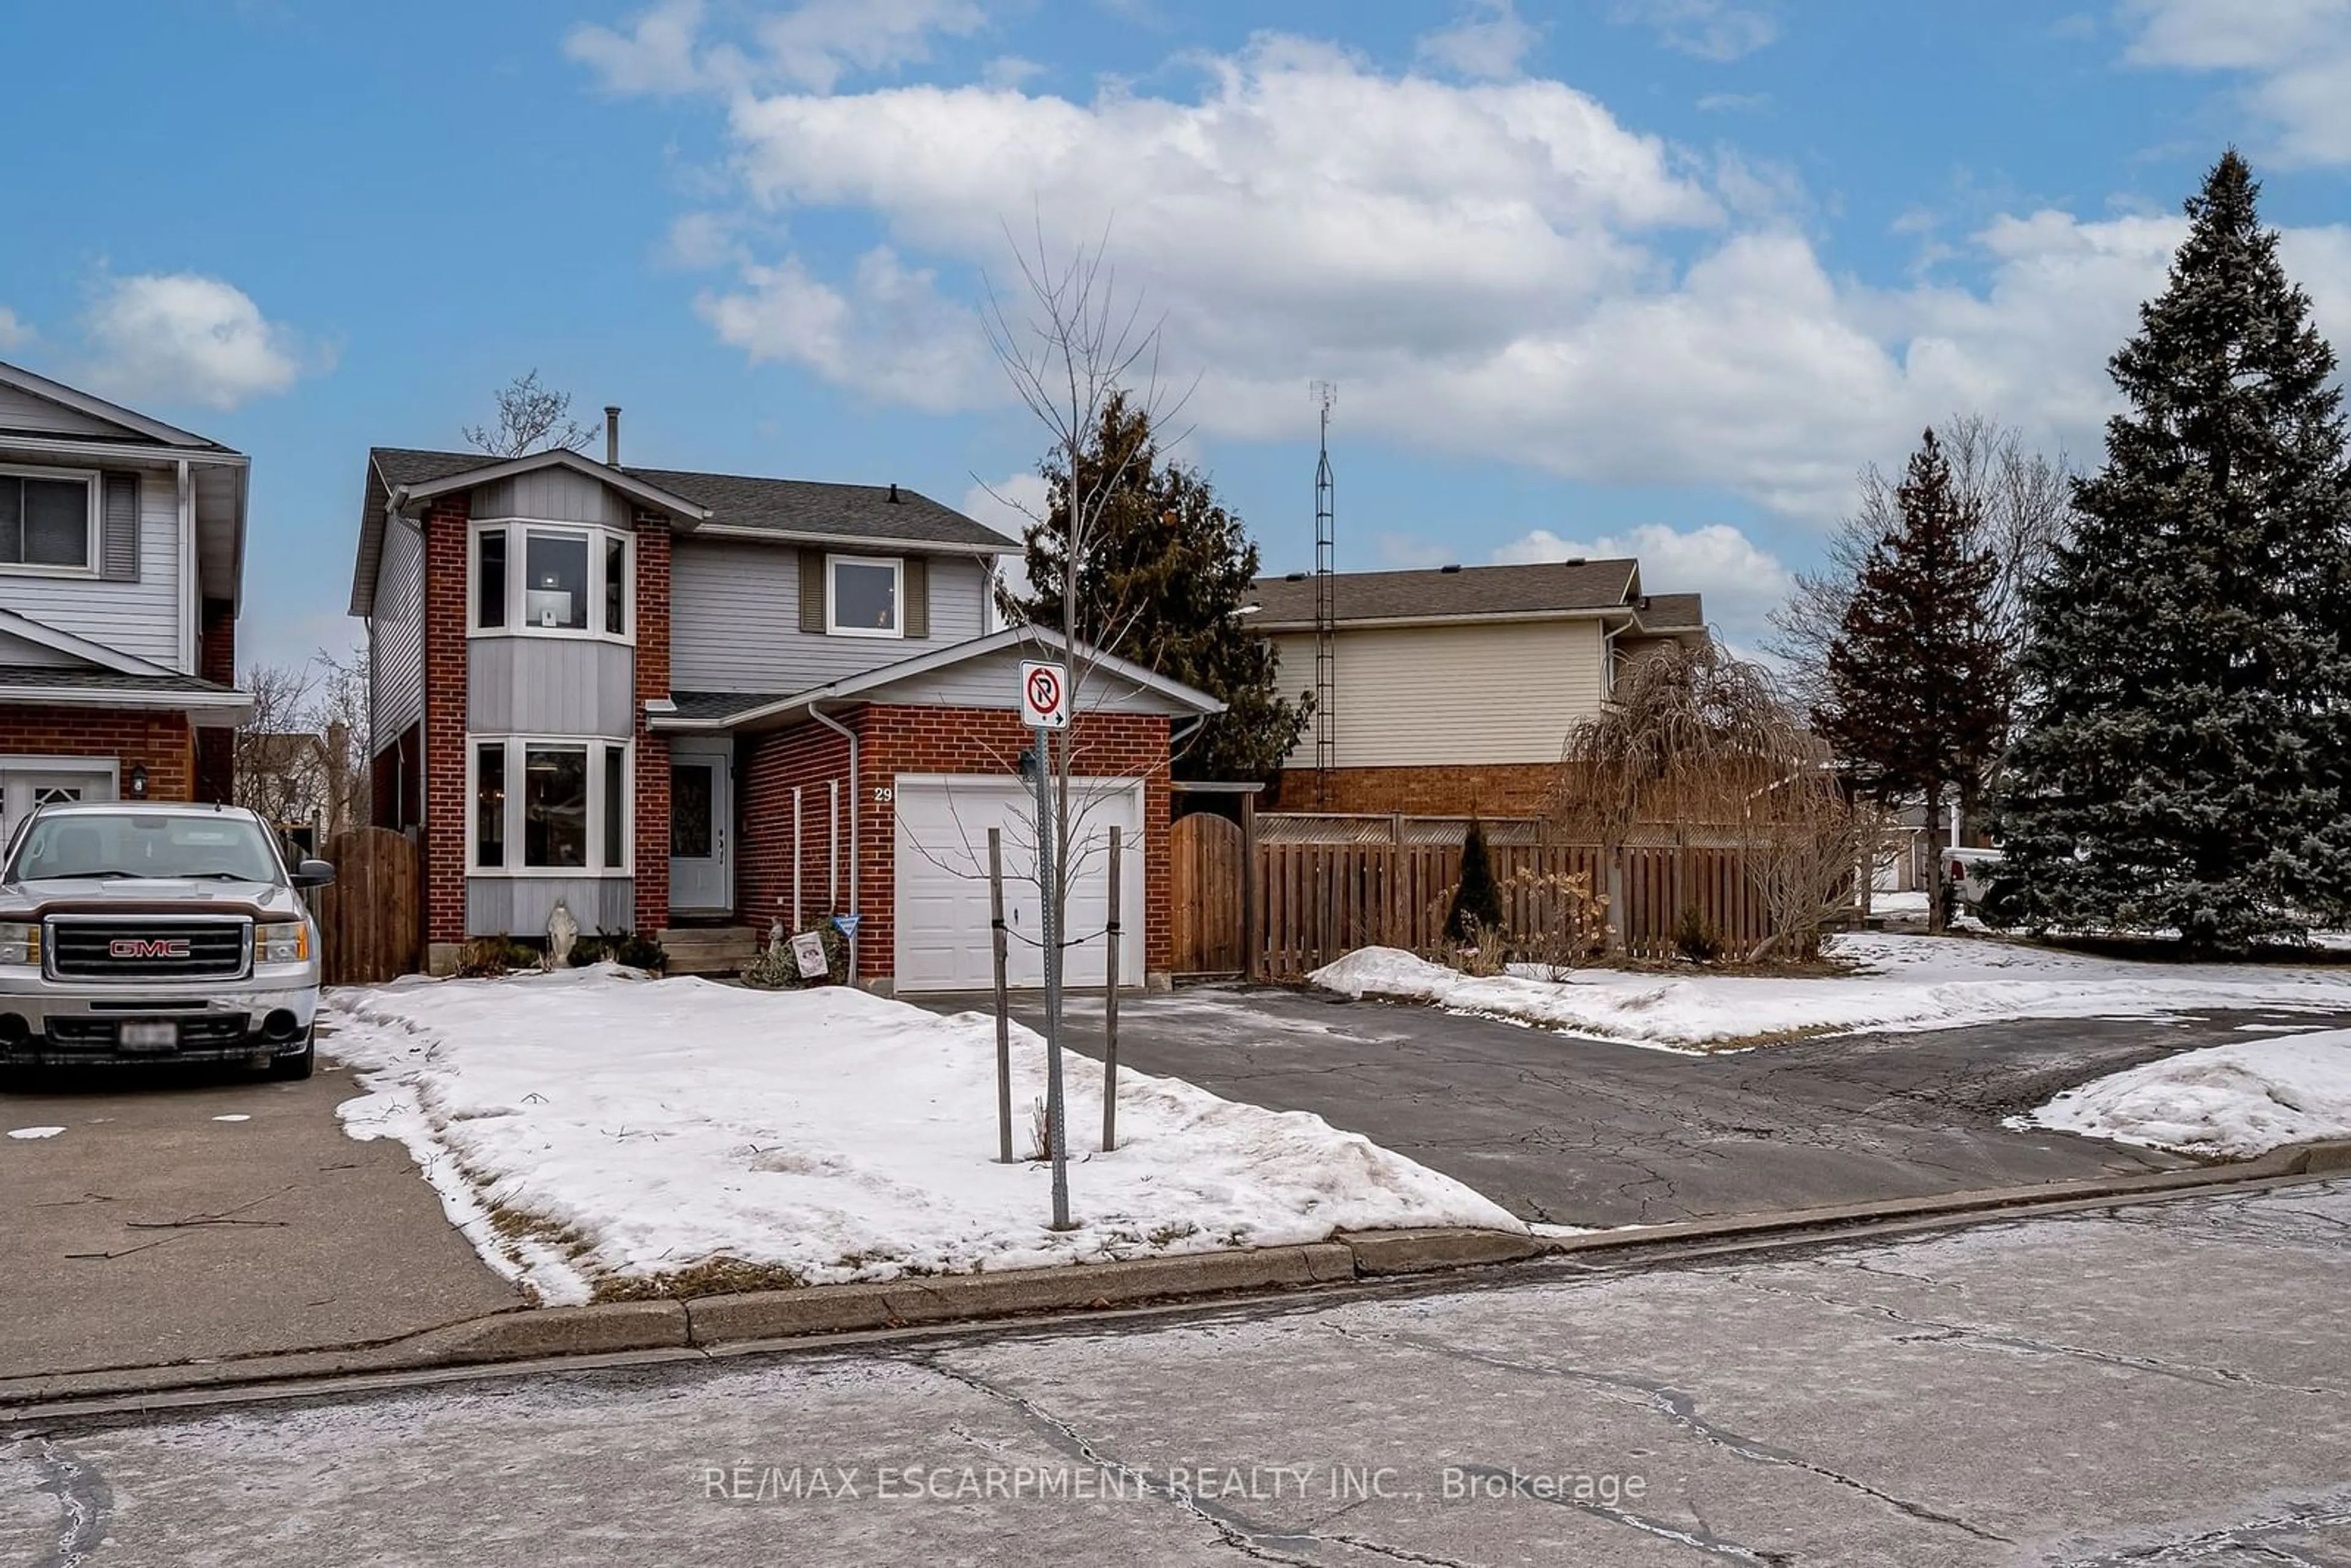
[{"left": 1249, "top": 558, "right": 1706, "bottom": 817}]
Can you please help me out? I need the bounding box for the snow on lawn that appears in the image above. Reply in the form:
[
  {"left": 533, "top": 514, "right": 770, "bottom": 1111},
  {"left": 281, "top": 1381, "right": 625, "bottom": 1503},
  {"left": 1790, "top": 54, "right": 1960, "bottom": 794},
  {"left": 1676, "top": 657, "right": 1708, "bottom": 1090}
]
[
  {"left": 1311, "top": 933, "right": 2351, "bottom": 1051},
  {"left": 324, "top": 967, "right": 1520, "bottom": 1305},
  {"left": 2012, "top": 1029, "right": 2351, "bottom": 1158}
]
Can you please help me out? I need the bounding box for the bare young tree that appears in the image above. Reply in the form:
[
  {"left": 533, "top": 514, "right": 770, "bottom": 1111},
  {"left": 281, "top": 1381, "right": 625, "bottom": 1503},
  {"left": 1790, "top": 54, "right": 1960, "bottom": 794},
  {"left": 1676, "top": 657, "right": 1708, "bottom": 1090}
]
[
  {"left": 234, "top": 649, "right": 372, "bottom": 846},
  {"left": 1768, "top": 413, "right": 2075, "bottom": 721},
  {"left": 462, "top": 370, "right": 597, "bottom": 459},
  {"left": 979, "top": 225, "right": 1193, "bottom": 932}
]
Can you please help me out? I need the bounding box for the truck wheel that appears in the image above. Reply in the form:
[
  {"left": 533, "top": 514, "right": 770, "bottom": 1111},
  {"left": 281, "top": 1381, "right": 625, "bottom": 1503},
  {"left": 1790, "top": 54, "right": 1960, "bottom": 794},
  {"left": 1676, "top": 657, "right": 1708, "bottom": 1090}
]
[{"left": 268, "top": 1032, "right": 315, "bottom": 1081}]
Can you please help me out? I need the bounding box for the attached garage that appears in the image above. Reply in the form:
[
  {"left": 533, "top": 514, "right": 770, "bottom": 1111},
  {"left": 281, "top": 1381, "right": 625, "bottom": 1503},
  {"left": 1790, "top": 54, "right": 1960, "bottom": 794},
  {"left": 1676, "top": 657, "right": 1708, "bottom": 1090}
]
[{"left": 893, "top": 775, "right": 1145, "bottom": 992}]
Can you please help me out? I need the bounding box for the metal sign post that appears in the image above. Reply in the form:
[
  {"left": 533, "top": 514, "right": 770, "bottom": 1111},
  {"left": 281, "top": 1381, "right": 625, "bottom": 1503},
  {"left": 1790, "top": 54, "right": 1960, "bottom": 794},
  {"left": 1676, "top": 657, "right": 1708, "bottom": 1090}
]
[
  {"left": 1020, "top": 659, "right": 1074, "bottom": 1228},
  {"left": 1032, "top": 721, "right": 1072, "bottom": 1229}
]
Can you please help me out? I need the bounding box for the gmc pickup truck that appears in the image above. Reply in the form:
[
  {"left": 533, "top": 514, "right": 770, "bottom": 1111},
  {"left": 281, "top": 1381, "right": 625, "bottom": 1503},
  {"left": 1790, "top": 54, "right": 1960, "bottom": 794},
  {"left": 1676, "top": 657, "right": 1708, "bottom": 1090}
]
[{"left": 0, "top": 801, "right": 332, "bottom": 1079}]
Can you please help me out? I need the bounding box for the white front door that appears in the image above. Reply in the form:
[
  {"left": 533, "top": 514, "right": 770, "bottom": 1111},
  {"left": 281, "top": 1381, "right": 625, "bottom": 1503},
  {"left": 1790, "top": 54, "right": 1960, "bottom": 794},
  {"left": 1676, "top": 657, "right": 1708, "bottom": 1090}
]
[
  {"left": 893, "top": 775, "right": 1146, "bottom": 992},
  {"left": 0, "top": 762, "right": 117, "bottom": 858},
  {"left": 669, "top": 756, "right": 732, "bottom": 913}
]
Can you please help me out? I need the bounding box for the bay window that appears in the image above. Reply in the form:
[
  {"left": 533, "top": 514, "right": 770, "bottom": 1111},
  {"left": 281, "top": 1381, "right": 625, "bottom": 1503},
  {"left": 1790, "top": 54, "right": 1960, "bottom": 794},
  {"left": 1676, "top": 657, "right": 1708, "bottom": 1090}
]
[
  {"left": 471, "top": 522, "right": 631, "bottom": 639},
  {"left": 470, "top": 738, "right": 632, "bottom": 874}
]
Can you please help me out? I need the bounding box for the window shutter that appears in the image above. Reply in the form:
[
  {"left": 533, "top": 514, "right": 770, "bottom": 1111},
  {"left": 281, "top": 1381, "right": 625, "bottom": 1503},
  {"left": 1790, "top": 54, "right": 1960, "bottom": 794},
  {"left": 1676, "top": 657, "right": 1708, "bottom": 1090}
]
[
  {"left": 903, "top": 555, "right": 928, "bottom": 639},
  {"left": 799, "top": 549, "right": 827, "bottom": 634},
  {"left": 100, "top": 473, "right": 140, "bottom": 582}
]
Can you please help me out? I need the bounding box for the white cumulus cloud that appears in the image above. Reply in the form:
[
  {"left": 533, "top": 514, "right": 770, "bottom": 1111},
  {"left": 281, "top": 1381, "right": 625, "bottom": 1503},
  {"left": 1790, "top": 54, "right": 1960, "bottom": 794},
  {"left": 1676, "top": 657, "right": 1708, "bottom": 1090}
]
[
  {"left": 1491, "top": 521, "right": 1791, "bottom": 644},
  {"left": 81, "top": 274, "right": 306, "bottom": 410},
  {"left": 2123, "top": 0, "right": 2351, "bottom": 165},
  {"left": 569, "top": 0, "right": 985, "bottom": 96},
  {"left": 640, "top": 29, "right": 2351, "bottom": 525},
  {"left": 1415, "top": 0, "right": 1541, "bottom": 80},
  {"left": 567, "top": 0, "right": 710, "bottom": 94},
  {"left": 0, "top": 308, "right": 33, "bottom": 352}
]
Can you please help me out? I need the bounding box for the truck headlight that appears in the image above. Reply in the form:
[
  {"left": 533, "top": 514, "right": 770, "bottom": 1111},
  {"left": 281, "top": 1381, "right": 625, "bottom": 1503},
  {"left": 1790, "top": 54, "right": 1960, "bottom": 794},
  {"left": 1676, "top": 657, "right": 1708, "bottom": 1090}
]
[
  {"left": 256, "top": 920, "right": 310, "bottom": 964},
  {"left": 0, "top": 921, "right": 37, "bottom": 967}
]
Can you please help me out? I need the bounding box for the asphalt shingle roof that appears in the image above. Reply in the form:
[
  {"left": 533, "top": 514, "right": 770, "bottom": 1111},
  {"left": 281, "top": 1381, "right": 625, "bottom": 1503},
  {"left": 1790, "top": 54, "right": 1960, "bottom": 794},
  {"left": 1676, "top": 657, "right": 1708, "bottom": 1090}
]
[
  {"left": 1248, "top": 560, "right": 1641, "bottom": 627},
  {"left": 0, "top": 666, "right": 238, "bottom": 696},
  {"left": 365, "top": 448, "right": 1015, "bottom": 552},
  {"left": 666, "top": 691, "right": 787, "bottom": 723}
]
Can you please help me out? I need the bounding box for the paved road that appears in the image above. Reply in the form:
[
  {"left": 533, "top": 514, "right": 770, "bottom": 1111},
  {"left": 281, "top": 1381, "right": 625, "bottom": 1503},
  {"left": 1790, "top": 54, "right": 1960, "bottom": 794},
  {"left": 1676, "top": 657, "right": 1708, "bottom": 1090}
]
[
  {"left": 11, "top": 1179, "right": 2349, "bottom": 1566},
  {"left": 0, "top": 1033, "right": 521, "bottom": 1380},
  {"left": 919, "top": 986, "right": 2351, "bottom": 1226}
]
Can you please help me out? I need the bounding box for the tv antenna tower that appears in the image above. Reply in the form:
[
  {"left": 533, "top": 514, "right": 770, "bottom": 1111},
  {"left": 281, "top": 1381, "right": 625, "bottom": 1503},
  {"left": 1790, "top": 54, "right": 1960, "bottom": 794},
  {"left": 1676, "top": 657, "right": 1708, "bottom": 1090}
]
[{"left": 1311, "top": 381, "right": 1337, "bottom": 800}]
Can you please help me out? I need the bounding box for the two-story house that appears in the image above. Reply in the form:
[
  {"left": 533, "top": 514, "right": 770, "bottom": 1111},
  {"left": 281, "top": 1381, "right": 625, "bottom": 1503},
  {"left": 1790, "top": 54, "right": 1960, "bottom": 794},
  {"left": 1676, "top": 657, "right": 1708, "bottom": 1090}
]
[
  {"left": 1247, "top": 558, "right": 1708, "bottom": 818},
  {"left": 0, "top": 361, "right": 251, "bottom": 840},
  {"left": 350, "top": 422, "right": 1220, "bottom": 989}
]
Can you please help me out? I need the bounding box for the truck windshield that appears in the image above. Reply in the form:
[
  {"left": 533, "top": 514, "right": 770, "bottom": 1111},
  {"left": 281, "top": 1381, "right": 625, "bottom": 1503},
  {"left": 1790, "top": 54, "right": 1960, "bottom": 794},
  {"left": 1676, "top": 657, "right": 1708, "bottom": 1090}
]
[{"left": 6, "top": 814, "right": 285, "bottom": 884}]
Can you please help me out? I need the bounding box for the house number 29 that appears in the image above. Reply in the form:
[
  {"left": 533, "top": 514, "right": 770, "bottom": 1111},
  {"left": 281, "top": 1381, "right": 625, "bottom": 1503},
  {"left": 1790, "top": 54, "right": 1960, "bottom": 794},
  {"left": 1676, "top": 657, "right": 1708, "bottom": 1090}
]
[{"left": 873, "top": 787, "right": 894, "bottom": 803}]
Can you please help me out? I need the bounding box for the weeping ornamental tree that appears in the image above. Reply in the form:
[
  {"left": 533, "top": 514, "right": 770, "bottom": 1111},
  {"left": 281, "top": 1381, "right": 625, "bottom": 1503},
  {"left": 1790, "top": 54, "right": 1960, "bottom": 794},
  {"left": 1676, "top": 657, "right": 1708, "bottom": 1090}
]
[
  {"left": 1998, "top": 151, "right": 2351, "bottom": 951},
  {"left": 1551, "top": 641, "right": 1854, "bottom": 961},
  {"left": 1005, "top": 392, "right": 1311, "bottom": 783}
]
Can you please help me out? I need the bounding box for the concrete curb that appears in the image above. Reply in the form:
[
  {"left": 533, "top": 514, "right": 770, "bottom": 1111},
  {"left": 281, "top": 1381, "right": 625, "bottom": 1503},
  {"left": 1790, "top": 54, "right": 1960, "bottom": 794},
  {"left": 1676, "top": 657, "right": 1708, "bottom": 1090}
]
[{"left": 8, "top": 1149, "right": 2347, "bottom": 1417}]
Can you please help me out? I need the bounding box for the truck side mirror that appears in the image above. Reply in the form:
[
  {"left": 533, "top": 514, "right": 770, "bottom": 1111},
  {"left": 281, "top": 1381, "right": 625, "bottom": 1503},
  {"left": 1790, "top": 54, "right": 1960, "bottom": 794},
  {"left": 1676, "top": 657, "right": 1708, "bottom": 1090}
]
[{"left": 293, "top": 859, "right": 337, "bottom": 889}]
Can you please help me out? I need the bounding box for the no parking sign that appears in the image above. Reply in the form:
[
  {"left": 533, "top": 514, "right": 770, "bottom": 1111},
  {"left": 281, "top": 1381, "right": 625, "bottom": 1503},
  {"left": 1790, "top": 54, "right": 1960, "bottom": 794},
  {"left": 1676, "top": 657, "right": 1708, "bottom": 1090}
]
[{"left": 1020, "top": 660, "right": 1070, "bottom": 730}]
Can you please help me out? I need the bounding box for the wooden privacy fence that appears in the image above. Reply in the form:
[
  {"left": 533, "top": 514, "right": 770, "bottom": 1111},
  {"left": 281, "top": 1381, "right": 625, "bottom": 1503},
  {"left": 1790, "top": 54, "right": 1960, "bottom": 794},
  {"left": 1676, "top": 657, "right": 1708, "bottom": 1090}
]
[
  {"left": 312, "top": 825, "right": 422, "bottom": 985},
  {"left": 1251, "top": 841, "right": 1768, "bottom": 981},
  {"left": 1169, "top": 812, "right": 1247, "bottom": 975}
]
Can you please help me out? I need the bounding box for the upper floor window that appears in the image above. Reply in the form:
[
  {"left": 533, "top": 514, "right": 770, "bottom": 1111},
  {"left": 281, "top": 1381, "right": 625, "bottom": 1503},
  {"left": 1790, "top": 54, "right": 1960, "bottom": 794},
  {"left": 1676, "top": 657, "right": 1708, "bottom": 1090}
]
[
  {"left": 0, "top": 468, "right": 96, "bottom": 575},
  {"left": 828, "top": 554, "right": 901, "bottom": 638},
  {"left": 471, "top": 522, "right": 631, "bottom": 640}
]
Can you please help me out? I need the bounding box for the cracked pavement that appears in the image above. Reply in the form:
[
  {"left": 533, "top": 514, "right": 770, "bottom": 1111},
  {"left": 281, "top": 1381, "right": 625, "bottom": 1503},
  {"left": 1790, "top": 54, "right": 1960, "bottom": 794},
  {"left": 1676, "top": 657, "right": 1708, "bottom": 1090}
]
[
  {"left": 917, "top": 987, "right": 2351, "bottom": 1226},
  {"left": 9, "top": 1179, "right": 2351, "bottom": 1566}
]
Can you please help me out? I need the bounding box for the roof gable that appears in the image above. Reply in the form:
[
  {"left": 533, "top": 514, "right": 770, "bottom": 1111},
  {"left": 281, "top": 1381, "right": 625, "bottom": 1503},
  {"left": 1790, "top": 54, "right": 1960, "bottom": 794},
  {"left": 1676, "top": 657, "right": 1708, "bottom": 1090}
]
[
  {"left": 0, "top": 359, "right": 232, "bottom": 451},
  {"left": 1248, "top": 559, "right": 1643, "bottom": 628}
]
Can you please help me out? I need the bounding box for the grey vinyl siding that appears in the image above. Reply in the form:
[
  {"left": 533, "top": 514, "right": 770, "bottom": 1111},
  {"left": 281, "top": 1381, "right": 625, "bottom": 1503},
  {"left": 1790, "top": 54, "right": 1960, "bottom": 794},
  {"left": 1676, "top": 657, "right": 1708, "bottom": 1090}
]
[
  {"left": 672, "top": 540, "right": 987, "bottom": 692},
  {"left": 0, "top": 469, "right": 182, "bottom": 669},
  {"left": 0, "top": 630, "right": 80, "bottom": 666},
  {"left": 466, "top": 876, "right": 635, "bottom": 938},
  {"left": 888, "top": 656, "right": 1193, "bottom": 716},
  {"left": 369, "top": 520, "right": 426, "bottom": 749},
  {"left": 0, "top": 385, "right": 123, "bottom": 438},
  {"left": 471, "top": 468, "right": 629, "bottom": 525},
  {"left": 468, "top": 637, "right": 636, "bottom": 737}
]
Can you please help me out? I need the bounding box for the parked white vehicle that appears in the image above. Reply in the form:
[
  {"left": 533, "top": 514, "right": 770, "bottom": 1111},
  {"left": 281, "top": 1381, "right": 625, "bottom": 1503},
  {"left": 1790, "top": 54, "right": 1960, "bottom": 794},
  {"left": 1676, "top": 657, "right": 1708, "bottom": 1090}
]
[{"left": 1946, "top": 846, "right": 2003, "bottom": 907}]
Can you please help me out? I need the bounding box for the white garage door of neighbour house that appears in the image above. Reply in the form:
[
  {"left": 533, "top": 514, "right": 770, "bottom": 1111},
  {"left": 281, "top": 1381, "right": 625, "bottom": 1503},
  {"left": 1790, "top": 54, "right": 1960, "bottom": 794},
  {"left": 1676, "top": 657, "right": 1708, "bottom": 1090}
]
[{"left": 893, "top": 775, "right": 1145, "bottom": 993}]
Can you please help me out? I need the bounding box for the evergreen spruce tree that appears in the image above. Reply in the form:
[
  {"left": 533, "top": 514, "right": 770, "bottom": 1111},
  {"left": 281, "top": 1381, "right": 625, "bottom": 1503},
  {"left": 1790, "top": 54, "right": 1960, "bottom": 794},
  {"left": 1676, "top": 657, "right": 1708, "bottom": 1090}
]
[
  {"left": 1998, "top": 151, "right": 2351, "bottom": 951},
  {"left": 1813, "top": 429, "right": 2011, "bottom": 934},
  {"left": 1008, "top": 392, "right": 1311, "bottom": 782},
  {"left": 1445, "top": 819, "right": 1505, "bottom": 944}
]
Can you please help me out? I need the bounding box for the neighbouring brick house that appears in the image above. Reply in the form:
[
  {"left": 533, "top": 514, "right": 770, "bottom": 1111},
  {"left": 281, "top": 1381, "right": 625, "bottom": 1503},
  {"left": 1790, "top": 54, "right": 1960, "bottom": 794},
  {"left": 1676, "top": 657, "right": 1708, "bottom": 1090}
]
[
  {"left": 349, "top": 422, "right": 1220, "bottom": 988},
  {"left": 0, "top": 360, "right": 252, "bottom": 841},
  {"left": 1247, "top": 559, "right": 1708, "bottom": 818}
]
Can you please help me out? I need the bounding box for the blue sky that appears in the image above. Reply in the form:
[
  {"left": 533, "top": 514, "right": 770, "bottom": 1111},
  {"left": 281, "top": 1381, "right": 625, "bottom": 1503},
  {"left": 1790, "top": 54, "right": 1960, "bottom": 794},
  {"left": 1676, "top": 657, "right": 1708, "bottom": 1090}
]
[{"left": 5, "top": 0, "right": 2350, "bottom": 672}]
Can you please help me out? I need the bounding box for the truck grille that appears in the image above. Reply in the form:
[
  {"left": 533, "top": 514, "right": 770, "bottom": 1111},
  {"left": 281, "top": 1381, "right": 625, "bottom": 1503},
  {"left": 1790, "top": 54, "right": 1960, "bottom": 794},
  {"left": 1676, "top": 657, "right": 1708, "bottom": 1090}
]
[
  {"left": 45, "top": 1015, "right": 252, "bottom": 1049},
  {"left": 47, "top": 920, "right": 250, "bottom": 981}
]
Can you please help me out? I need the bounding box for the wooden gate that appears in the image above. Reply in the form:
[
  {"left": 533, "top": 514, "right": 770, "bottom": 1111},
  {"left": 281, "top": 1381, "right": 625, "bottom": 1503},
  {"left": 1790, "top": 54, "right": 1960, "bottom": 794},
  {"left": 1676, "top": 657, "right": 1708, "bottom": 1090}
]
[
  {"left": 1169, "top": 812, "right": 1247, "bottom": 976},
  {"left": 312, "top": 826, "right": 422, "bottom": 985}
]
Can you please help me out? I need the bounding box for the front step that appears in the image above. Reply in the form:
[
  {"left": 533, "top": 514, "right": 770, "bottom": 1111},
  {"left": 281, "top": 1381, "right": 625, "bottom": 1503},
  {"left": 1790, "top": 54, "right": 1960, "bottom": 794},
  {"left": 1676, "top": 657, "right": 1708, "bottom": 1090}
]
[{"left": 655, "top": 926, "right": 759, "bottom": 976}]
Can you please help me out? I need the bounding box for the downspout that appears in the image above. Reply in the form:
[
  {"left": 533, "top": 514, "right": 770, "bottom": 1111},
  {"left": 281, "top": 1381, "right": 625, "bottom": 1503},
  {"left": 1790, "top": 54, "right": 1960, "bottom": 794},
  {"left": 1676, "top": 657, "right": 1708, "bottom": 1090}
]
[{"left": 809, "top": 701, "right": 860, "bottom": 983}]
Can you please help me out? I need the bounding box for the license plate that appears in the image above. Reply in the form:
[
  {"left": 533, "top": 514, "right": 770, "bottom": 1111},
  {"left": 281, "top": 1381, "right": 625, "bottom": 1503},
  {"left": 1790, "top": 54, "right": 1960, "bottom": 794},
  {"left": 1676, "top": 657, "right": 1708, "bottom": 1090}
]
[{"left": 118, "top": 1021, "right": 179, "bottom": 1051}]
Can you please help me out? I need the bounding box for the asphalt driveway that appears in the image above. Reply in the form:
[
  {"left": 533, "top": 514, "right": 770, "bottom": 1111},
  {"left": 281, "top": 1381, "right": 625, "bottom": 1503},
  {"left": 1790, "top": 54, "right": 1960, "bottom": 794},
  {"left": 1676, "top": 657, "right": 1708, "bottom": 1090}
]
[
  {"left": 917, "top": 985, "right": 2351, "bottom": 1228},
  {"left": 0, "top": 1029, "right": 522, "bottom": 1380}
]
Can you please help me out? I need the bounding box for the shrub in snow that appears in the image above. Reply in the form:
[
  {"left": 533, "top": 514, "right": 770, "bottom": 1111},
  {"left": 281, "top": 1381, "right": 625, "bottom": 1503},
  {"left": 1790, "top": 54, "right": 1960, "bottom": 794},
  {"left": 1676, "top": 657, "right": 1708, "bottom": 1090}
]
[
  {"left": 455, "top": 935, "right": 542, "bottom": 977},
  {"left": 569, "top": 929, "right": 668, "bottom": 973},
  {"left": 740, "top": 921, "right": 845, "bottom": 989},
  {"left": 1674, "top": 906, "right": 1724, "bottom": 966},
  {"left": 1445, "top": 819, "right": 1504, "bottom": 945}
]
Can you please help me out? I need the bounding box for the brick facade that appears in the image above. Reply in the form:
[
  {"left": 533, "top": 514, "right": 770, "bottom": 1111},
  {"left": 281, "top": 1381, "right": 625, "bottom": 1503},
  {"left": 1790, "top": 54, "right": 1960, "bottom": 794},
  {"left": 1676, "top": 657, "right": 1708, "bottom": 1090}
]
[
  {"left": 1269, "top": 762, "right": 1558, "bottom": 819},
  {"left": 732, "top": 703, "right": 1176, "bottom": 985},
  {"left": 740, "top": 722, "right": 852, "bottom": 936},
  {"left": 0, "top": 708, "right": 195, "bottom": 800},
  {"left": 631, "top": 511, "right": 672, "bottom": 933},
  {"left": 420, "top": 495, "right": 471, "bottom": 947},
  {"left": 194, "top": 597, "right": 236, "bottom": 803}
]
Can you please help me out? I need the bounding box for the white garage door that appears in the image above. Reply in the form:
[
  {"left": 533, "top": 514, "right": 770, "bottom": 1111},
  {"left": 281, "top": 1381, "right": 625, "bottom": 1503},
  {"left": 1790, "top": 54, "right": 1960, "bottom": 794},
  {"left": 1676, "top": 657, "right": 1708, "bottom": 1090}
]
[{"left": 893, "top": 774, "right": 1145, "bottom": 993}]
